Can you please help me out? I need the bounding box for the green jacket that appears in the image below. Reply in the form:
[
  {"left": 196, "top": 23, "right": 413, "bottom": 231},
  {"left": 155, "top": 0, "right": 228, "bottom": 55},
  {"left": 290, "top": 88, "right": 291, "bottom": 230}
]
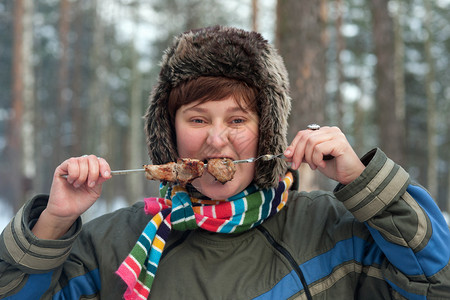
[{"left": 1, "top": 149, "right": 449, "bottom": 299}]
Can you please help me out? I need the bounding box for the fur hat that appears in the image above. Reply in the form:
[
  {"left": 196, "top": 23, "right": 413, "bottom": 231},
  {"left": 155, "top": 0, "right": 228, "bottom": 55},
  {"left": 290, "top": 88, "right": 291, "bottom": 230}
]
[{"left": 144, "top": 26, "right": 291, "bottom": 188}]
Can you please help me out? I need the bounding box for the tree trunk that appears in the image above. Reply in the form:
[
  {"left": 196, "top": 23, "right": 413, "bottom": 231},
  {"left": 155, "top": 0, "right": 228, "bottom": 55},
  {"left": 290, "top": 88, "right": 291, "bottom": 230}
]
[
  {"left": 7, "top": 0, "right": 34, "bottom": 212},
  {"left": 276, "top": 0, "right": 327, "bottom": 191},
  {"left": 423, "top": 0, "right": 438, "bottom": 199},
  {"left": 127, "top": 4, "right": 144, "bottom": 205},
  {"left": 87, "top": 0, "right": 109, "bottom": 156},
  {"left": 334, "top": 0, "right": 344, "bottom": 130},
  {"left": 21, "top": 0, "right": 35, "bottom": 201},
  {"left": 447, "top": 122, "right": 450, "bottom": 213},
  {"left": 393, "top": 0, "right": 406, "bottom": 137},
  {"left": 9, "top": 0, "right": 25, "bottom": 212},
  {"left": 370, "top": 0, "right": 405, "bottom": 166},
  {"left": 71, "top": 0, "right": 85, "bottom": 157},
  {"left": 252, "top": 0, "right": 259, "bottom": 32},
  {"left": 55, "top": 0, "right": 72, "bottom": 162}
]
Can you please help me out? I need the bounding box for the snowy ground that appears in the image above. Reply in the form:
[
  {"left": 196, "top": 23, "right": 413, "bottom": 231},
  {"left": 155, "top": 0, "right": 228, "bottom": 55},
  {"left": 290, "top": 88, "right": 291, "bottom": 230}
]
[{"left": 0, "top": 200, "right": 14, "bottom": 232}]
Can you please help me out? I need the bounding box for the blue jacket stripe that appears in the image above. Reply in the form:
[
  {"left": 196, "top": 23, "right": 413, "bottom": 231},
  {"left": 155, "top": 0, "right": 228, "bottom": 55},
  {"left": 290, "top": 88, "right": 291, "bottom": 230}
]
[
  {"left": 366, "top": 226, "right": 423, "bottom": 275},
  {"left": 407, "top": 185, "right": 450, "bottom": 276},
  {"left": 253, "top": 270, "right": 303, "bottom": 299},
  {"left": 53, "top": 269, "right": 101, "bottom": 299},
  {"left": 301, "top": 236, "right": 383, "bottom": 283},
  {"left": 5, "top": 272, "right": 53, "bottom": 299},
  {"left": 365, "top": 185, "right": 450, "bottom": 277}
]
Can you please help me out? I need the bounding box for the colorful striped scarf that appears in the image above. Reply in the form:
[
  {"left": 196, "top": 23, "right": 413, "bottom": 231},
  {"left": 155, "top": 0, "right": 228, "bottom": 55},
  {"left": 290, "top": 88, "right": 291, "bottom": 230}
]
[{"left": 116, "top": 172, "right": 293, "bottom": 300}]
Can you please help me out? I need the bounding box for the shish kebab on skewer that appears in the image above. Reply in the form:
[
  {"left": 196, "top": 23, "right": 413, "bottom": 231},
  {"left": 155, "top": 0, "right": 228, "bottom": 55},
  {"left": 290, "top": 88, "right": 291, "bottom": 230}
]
[
  {"left": 61, "top": 154, "right": 296, "bottom": 186},
  {"left": 144, "top": 158, "right": 236, "bottom": 186},
  {"left": 60, "top": 158, "right": 236, "bottom": 186},
  {"left": 143, "top": 154, "right": 291, "bottom": 186}
]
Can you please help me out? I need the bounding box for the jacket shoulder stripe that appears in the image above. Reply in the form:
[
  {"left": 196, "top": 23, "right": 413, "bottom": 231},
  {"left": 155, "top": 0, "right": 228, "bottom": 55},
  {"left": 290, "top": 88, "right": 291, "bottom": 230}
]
[
  {"left": 366, "top": 226, "right": 424, "bottom": 276},
  {"left": 366, "top": 184, "right": 450, "bottom": 278},
  {"left": 407, "top": 185, "right": 450, "bottom": 276}
]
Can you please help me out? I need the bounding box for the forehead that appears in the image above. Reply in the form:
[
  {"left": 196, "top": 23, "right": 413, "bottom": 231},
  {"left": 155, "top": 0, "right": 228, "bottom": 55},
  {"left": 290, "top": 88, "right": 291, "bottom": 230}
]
[
  {"left": 179, "top": 98, "right": 258, "bottom": 119},
  {"left": 168, "top": 76, "right": 259, "bottom": 118}
]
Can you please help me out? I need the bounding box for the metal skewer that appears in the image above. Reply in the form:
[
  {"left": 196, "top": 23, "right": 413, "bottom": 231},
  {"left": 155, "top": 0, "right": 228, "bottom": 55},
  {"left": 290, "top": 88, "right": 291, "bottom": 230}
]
[
  {"left": 60, "top": 154, "right": 288, "bottom": 179},
  {"left": 110, "top": 169, "right": 146, "bottom": 175},
  {"left": 232, "top": 153, "right": 286, "bottom": 164},
  {"left": 60, "top": 168, "right": 145, "bottom": 178}
]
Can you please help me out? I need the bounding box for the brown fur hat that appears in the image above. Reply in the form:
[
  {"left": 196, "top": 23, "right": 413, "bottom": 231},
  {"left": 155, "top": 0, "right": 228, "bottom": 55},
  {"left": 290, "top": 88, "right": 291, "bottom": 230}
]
[{"left": 144, "top": 26, "right": 291, "bottom": 188}]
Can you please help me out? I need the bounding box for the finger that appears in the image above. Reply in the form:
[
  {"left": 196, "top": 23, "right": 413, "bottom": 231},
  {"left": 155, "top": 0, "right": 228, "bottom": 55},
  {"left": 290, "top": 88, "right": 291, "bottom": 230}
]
[
  {"left": 73, "top": 156, "right": 89, "bottom": 188},
  {"left": 65, "top": 157, "right": 81, "bottom": 185},
  {"left": 311, "top": 140, "right": 335, "bottom": 168},
  {"left": 303, "top": 129, "right": 336, "bottom": 169},
  {"left": 86, "top": 155, "right": 100, "bottom": 188},
  {"left": 97, "top": 157, "right": 112, "bottom": 182},
  {"left": 286, "top": 130, "right": 312, "bottom": 169},
  {"left": 308, "top": 127, "right": 344, "bottom": 165},
  {"left": 293, "top": 129, "right": 323, "bottom": 169},
  {"left": 285, "top": 130, "right": 305, "bottom": 158}
]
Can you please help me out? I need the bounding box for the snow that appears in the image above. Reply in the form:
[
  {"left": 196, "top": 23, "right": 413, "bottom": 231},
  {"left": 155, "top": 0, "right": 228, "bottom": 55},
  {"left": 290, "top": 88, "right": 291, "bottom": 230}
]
[{"left": 0, "top": 200, "right": 14, "bottom": 232}]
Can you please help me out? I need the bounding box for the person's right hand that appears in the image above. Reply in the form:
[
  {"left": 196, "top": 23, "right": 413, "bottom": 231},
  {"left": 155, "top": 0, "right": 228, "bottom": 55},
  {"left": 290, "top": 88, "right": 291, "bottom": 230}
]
[{"left": 32, "top": 155, "right": 112, "bottom": 239}]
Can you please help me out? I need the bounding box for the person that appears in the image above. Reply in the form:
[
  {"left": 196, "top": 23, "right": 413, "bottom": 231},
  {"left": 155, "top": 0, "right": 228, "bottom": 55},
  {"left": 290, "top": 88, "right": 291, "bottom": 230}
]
[{"left": 1, "top": 26, "right": 449, "bottom": 300}]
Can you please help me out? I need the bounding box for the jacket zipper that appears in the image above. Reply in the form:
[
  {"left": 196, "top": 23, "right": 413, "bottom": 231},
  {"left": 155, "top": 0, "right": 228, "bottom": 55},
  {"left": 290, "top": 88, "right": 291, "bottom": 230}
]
[{"left": 257, "top": 226, "right": 313, "bottom": 300}]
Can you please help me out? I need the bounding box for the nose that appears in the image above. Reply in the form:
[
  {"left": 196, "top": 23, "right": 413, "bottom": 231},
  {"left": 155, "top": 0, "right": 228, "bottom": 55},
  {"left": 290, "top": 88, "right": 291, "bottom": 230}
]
[{"left": 206, "top": 123, "right": 229, "bottom": 149}]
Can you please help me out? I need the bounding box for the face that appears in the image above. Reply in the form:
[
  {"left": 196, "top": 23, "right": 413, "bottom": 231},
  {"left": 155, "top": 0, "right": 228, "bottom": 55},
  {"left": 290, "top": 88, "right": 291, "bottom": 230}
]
[{"left": 175, "top": 96, "right": 259, "bottom": 199}]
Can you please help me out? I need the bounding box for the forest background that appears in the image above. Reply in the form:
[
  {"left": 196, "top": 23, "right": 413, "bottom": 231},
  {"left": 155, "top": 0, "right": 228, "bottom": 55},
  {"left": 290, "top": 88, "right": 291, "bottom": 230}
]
[{"left": 1, "top": 0, "right": 450, "bottom": 228}]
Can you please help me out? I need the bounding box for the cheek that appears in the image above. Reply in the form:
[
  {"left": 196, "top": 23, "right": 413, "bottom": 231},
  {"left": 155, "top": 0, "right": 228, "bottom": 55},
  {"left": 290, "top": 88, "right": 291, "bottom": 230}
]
[
  {"left": 176, "top": 129, "right": 204, "bottom": 156},
  {"left": 230, "top": 128, "right": 259, "bottom": 155}
]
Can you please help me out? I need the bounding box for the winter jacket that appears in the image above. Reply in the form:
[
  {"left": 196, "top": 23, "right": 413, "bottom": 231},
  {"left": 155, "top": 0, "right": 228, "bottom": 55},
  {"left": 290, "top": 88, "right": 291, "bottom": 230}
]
[{"left": 1, "top": 148, "right": 449, "bottom": 299}]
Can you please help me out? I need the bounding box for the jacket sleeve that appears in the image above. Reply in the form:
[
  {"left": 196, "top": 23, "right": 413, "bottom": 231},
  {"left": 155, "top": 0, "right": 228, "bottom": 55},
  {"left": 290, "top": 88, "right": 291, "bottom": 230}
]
[
  {"left": 334, "top": 148, "right": 450, "bottom": 299},
  {"left": 0, "top": 195, "right": 100, "bottom": 299}
]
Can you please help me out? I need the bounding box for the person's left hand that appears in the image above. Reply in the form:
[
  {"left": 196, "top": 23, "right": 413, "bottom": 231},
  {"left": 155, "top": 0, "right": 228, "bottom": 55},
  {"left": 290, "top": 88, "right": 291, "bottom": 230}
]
[{"left": 283, "top": 126, "right": 365, "bottom": 185}]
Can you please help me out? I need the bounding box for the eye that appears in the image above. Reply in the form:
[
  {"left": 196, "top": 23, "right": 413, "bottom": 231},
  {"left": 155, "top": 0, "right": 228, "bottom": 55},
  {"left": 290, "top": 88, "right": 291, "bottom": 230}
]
[
  {"left": 191, "top": 118, "right": 205, "bottom": 124},
  {"left": 231, "top": 118, "right": 245, "bottom": 124}
]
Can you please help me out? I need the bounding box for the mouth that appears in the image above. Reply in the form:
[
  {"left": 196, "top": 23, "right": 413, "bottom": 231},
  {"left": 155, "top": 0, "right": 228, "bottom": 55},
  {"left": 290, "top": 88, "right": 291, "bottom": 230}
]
[
  {"left": 203, "top": 156, "right": 234, "bottom": 163},
  {"left": 204, "top": 157, "right": 237, "bottom": 184}
]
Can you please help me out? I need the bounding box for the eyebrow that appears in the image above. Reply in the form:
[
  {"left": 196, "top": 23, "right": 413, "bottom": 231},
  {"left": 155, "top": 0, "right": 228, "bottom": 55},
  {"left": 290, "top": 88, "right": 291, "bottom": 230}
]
[{"left": 182, "top": 105, "right": 249, "bottom": 114}]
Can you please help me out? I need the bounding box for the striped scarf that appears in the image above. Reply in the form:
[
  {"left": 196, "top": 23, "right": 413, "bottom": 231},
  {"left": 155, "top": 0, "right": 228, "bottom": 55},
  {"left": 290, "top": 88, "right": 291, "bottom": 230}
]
[{"left": 116, "top": 172, "right": 293, "bottom": 300}]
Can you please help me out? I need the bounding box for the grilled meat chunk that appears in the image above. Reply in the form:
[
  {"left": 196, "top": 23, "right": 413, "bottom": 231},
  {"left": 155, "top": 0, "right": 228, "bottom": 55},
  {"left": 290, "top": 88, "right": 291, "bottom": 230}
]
[
  {"left": 175, "top": 158, "right": 205, "bottom": 186},
  {"left": 144, "top": 159, "right": 205, "bottom": 186},
  {"left": 144, "top": 162, "right": 177, "bottom": 182},
  {"left": 207, "top": 158, "right": 236, "bottom": 184}
]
